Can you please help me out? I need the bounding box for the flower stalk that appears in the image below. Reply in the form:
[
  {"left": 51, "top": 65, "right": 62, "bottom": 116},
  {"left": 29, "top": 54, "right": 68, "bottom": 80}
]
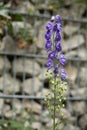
[
  {"left": 53, "top": 78, "right": 56, "bottom": 130},
  {"left": 44, "top": 15, "right": 67, "bottom": 130}
]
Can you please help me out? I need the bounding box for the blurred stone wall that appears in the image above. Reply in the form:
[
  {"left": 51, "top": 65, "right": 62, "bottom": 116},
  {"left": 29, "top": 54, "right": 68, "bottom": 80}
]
[{"left": 0, "top": 0, "right": 87, "bottom": 130}]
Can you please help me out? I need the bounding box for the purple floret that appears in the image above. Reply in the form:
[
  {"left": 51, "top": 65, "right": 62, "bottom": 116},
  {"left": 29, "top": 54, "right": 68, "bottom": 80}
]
[
  {"left": 59, "top": 54, "right": 66, "bottom": 66},
  {"left": 55, "top": 32, "right": 62, "bottom": 42},
  {"left": 53, "top": 23, "right": 62, "bottom": 32},
  {"left": 60, "top": 69, "right": 66, "bottom": 80},
  {"left": 54, "top": 64, "right": 58, "bottom": 76},
  {"left": 45, "top": 41, "right": 52, "bottom": 51},
  {"left": 46, "top": 59, "right": 53, "bottom": 69},
  {"left": 45, "top": 30, "right": 51, "bottom": 40},
  {"left": 55, "top": 15, "right": 62, "bottom": 23},
  {"left": 48, "top": 50, "right": 56, "bottom": 59},
  {"left": 46, "top": 21, "right": 53, "bottom": 30},
  {"left": 55, "top": 42, "right": 62, "bottom": 52}
]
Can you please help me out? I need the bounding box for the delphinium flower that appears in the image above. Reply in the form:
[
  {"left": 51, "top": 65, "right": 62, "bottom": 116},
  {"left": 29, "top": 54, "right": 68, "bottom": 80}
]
[
  {"left": 44, "top": 15, "right": 67, "bottom": 130},
  {"left": 45, "top": 15, "right": 66, "bottom": 80}
]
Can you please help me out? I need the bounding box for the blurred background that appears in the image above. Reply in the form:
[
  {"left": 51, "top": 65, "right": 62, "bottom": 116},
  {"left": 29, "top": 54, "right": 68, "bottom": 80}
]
[{"left": 0, "top": 0, "right": 87, "bottom": 130}]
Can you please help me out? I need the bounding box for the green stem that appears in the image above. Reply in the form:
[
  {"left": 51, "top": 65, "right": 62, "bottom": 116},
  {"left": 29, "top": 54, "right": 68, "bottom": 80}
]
[{"left": 53, "top": 79, "right": 56, "bottom": 130}]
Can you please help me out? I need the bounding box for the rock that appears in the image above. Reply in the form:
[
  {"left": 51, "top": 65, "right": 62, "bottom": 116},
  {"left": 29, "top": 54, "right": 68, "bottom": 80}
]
[
  {"left": 33, "top": 114, "right": 40, "bottom": 122},
  {"left": 3, "top": 35, "right": 16, "bottom": 52},
  {"left": 16, "top": 1, "right": 35, "bottom": 13},
  {"left": 46, "top": 118, "right": 64, "bottom": 129},
  {"left": 0, "top": 56, "right": 11, "bottom": 76},
  {"left": 37, "top": 49, "right": 47, "bottom": 65},
  {"left": 0, "top": 98, "right": 4, "bottom": 115},
  {"left": 78, "top": 67, "right": 87, "bottom": 87},
  {"left": 65, "top": 124, "right": 80, "bottom": 130},
  {"left": 24, "top": 100, "right": 41, "bottom": 114},
  {"left": 63, "top": 35, "right": 84, "bottom": 52},
  {"left": 78, "top": 47, "right": 87, "bottom": 59},
  {"left": 12, "top": 58, "right": 41, "bottom": 77},
  {"left": 78, "top": 114, "right": 87, "bottom": 129},
  {"left": 65, "top": 50, "right": 77, "bottom": 58},
  {"left": 4, "top": 105, "right": 14, "bottom": 118},
  {"left": 69, "top": 116, "right": 76, "bottom": 125},
  {"left": 36, "top": 23, "right": 46, "bottom": 49},
  {"left": 64, "top": 24, "right": 79, "bottom": 37},
  {"left": 21, "top": 110, "right": 29, "bottom": 119},
  {"left": 63, "top": 0, "right": 71, "bottom": 6},
  {"left": 13, "top": 99, "right": 22, "bottom": 114},
  {"left": 24, "top": 121, "right": 30, "bottom": 127},
  {"left": 71, "top": 4, "right": 86, "bottom": 19},
  {"left": 70, "top": 101, "right": 86, "bottom": 115},
  {"left": 32, "top": 122, "right": 41, "bottom": 129},
  {"left": 25, "top": 43, "right": 37, "bottom": 54},
  {"left": 60, "top": 108, "right": 71, "bottom": 120},
  {"left": 36, "top": 88, "right": 49, "bottom": 97},
  {"left": 65, "top": 65, "right": 77, "bottom": 82},
  {"left": 65, "top": 47, "right": 87, "bottom": 59},
  {"left": 59, "top": 3, "right": 85, "bottom": 19},
  {"left": 46, "top": 118, "right": 54, "bottom": 128},
  {"left": 42, "top": 110, "right": 50, "bottom": 123},
  {"left": 71, "top": 88, "right": 86, "bottom": 98},
  {"left": 3, "top": 35, "right": 36, "bottom": 54},
  {"left": 38, "top": 68, "right": 47, "bottom": 81},
  {"left": 22, "top": 77, "right": 42, "bottom": 94},
  {"left": 0, "top": 40, "right": 5, "bottom": 51},
  {"left": 0, "top": 74, "right": 20, "bottom": 94},
  {"left": 15, "top": 43, "right": 37, "bottom": 54},
  {"left": 12, "top": 22, "right": 32, "bottom": 35}
]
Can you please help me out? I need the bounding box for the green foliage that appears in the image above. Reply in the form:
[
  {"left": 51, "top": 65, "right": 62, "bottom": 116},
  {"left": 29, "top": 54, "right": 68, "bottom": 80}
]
[
  {"left": 17, "top": 27, "right": 33, "bottom": 44},
  {"left": 11, "top": 14, "right": 23, "bottom": 21},
  {"left": 6, "top": 21, "right": 14, "bottom": 36},
  {"left": 0, "top": 2, "right": 10, "bottom": 18},
  {"left": 0, "top": 119, "right": 35, "bottom": 130}
]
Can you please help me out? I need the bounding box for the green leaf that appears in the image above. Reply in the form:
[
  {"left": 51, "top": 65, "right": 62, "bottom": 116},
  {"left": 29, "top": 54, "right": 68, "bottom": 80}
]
[
  {"left": 7, "top": 21, "right": 13, "bottom": 36},
  {"left": 0, "top": 2, "right": 3, "bottom": 7},
  {"left": 4, "top": 3, "right": 11, "bottom": 8},
  {"left": 11, "top": 14, "right": 23, "bottom": 21},
  {"left": 0, "top": 9, "right": 9, "bottom": 18},
  {"left": 9, "top": 120, "right": 24, "bottom": 128}
]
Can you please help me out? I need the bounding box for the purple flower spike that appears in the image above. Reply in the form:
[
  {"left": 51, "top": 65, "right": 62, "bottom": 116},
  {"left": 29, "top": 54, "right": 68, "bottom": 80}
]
[
  {"left": 48, "top": 50, "right": 56, "bottom": 59},
  {"left": 59, "top": 54, "right": 66, "bottom": 66},
  {"left": 54, "top": 64, "right": 58, "bottom": 76},
  {"left": 46, "top": 59, "right": 53, "bottom": 69},
  {"left": 60, "top": 69, "right": 66, "bottom": 80},
  {"left": 46, "top": 21, "right": 53, "bottom": 30},
  {"left": 45, "top": 14, "right": 66, "bottom": 79},
  {"left": 55, "top": 15, "right": 62, "bottom": 23},
  {"left": 45, "top": 41, "right": 52, "bottom": 51}
]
